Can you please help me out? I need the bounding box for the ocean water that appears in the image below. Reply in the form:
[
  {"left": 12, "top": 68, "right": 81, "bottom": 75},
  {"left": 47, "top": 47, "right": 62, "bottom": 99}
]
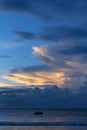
[{"left": 0, "top": 109, "right": 87, "bottom": 130}]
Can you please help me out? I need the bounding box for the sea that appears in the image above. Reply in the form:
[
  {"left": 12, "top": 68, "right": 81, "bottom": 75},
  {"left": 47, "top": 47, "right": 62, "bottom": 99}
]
[{"left": 0, "top": 109, "right": 87, "bottom": 130}]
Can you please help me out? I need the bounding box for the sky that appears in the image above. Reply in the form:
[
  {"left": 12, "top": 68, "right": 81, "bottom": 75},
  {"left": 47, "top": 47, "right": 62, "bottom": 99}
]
[{"left": 0, "top": 0, "right": 87, "bottom": 108}]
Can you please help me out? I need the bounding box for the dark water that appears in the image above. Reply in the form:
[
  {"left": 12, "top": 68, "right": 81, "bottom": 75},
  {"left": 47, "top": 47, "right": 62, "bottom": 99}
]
[{"left": 0, "top": 109, "right": 87, "bottom": 130}]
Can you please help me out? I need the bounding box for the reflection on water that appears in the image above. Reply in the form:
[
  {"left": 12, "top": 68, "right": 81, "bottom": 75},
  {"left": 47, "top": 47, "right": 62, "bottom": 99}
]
[
  {"left": 0, "top": 109, "right": 87, "bottom": 130},
  {"left": 0, "top": 109, "right": 87, "bottom": 122},
  {"left": 1, "top": 126, "right": 87, "bottom": 130}
]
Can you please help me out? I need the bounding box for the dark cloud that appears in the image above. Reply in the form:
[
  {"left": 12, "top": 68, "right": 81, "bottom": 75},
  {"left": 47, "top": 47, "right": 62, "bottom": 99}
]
[
  {"left": 0, "top": 0, "right": 87, "bottom": 20},
  {"left": 0, "top": 0, "right": 50, "bottom": 20},
  {"left": 13, "top": 31, "right": 37, "bottom": 40},
  {"left": 11, "top": 65, "right": 52, "bottom": 73},
  {"left": 42, "top": 0, "right": 87, "bottom": 16},
  {"left": 0, "top": 85, "right": 87, "bottom": 108},
  {"left": 41, "top": 0, "right": 75, "bottom": 14},
  {"left": 40, "top": 27, "right": 87, "bottom": 42},
  {"left": 2, "top": 0, "right": 29, "bottom": 11},
  {"left": 10, "top": 63, "right": 71, "bottom": 74},
  {"left": 60, "top": 45, "right": 87, "bottom": 55},
  {"left": 33, "top": 41, "right": 87, "bottom": 67},
  {"left": 0, "top": 55, "right": 11, "bottom": 58}
]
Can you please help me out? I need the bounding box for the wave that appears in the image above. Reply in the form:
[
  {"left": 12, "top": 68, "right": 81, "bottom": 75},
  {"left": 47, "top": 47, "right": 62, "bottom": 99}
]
[{"left": 0, "top": 121, "right": 87, "bottom": 126}]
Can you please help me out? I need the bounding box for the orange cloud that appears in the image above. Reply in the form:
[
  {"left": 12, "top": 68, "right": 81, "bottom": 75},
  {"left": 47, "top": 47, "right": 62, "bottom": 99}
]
[
  {"left": 3, "top": 71, "right": 69, "bottom": 87},
  {"left": 0, "top": 82, "right": 15, "bottom": 87},
  {"left": 33, "top": 46, "right": 56, "bottom": 64}
]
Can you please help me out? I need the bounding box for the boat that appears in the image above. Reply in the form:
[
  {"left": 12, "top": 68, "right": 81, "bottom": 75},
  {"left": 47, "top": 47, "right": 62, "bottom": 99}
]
[{"left": 34, "top": 111, "right": 43, "bottom": 115}]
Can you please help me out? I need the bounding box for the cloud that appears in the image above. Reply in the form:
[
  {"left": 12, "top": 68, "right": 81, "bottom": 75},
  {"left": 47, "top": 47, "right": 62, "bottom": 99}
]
[
  {"left": 0, "top": 85, "right": 87, "bottom": 108},
  {"left": 41, "top": 0, "right": 87, "bottom": 16},
  {"left": 40, "top": 26, "right": 87, "bottom": 42},
  {"left": 13, "top": 31, "right": 37, "bottom": 41},
  {"left": 0, "top": 0, "right": 87, "bottom": 99},
  {"left": 0, "top": 82, "right": 15, "bottom": 87},
  {"left": 0, "top": 0, "right": 50, "bottom": 19},
  {"left": 1, "top": 0, "right": 87, "bottom": 21},
  {"left": 3, "top": 40, "right": 86, "bottom": 88},
  {"left": 13, "top": 27, "right": 80, "bottom": 42},
  {"left": 10, "top": 65, "right": 54, "bottom": 73},
  {"left": 32, "top": 42, "right": 87, "bottom": 87},
  {"left": 3, "top": 72, "right": 68, "bottom": 86},
  {"left": 33, "top": 41, "right": 87, "bottom": 66},
  {"left": 2, "top": 0, "right": 30, "bottom": 11},
  {"left": 0, "top": 55, "right": 11, "bottom": 58}
]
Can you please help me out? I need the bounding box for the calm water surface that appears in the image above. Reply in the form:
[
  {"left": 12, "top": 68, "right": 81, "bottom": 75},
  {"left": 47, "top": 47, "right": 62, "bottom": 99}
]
[{"left": 0, "top": 109, "right": 87, "bottom": 130}]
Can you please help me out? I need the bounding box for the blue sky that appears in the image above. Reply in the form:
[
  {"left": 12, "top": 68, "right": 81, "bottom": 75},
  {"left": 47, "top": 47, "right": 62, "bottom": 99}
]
[{"left": 0, "top": 0, "right": 87, "bottom": 89}]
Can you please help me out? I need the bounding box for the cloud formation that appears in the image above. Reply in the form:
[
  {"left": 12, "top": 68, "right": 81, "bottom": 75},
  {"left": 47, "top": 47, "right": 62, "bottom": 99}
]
[
  {"left": 0, "top": 0, "right": 50, "bottom": 19},
  {"left": 42, "top": 0, "right": 87, "bottom": 15},
  {"left": 0, "top": 0, "right": 87, "bottom": 89},
  {"left": 3, "top": 72, "right": 68, "bottom": 86},
  {"left": 0, "top": 85, "right": 87, "bottom": 108},
  {"left": 3, "top": 40, "right": 87, "bottom": 88},
  {"left": 1, "top": 0, "right": 87, "bottom": 20},
  {"left": 13, "top": 31, "right": 37, "bottom": 40},
  {"left": 40, "top": 27, "right": 87, "bottom": 42},
  {"left": 0, "top": 55, "right": 11, "bottom": 58},
  {"left": 0, "top": 82, "right": 15, "bottom": 87},
  {"left": 33, "top": 41, "right": 87, "bottom": 65}
]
